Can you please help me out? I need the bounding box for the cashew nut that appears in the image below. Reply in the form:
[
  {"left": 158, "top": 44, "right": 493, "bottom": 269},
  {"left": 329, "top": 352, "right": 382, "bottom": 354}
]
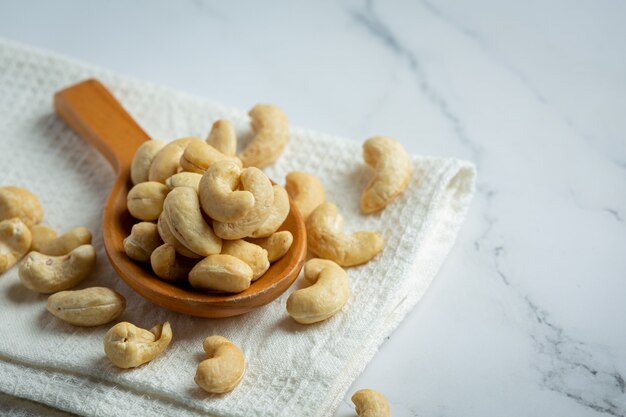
[
  {"left": 195, "top": 335, "right": 245, "bottom": 393},
  {"left": 286, "top": 258, "right": 349, "bottom": 324},
  {"left": 30, "top": 226, "right": 92, "bottom": 256},
  {"left": 123, "top": 222, "right": 163, "bottom": 262},
  {"left": 131, "top": 140, "right": 165, "bottom": 184},
  {"left": 165, "top": 172, "right": 203, "bottom": 192},
  {"left": 207, "top": 119, "right": 237, "bottom": 156},
  {"left": 157, "top": 212, "right": 201, "bottom": 259},
  {"left": 306, "top": 203, "right": 384, "bottom": 267},
  {"left": 352, "top": 389, "right": 391, "bottom": 417},
  {"left": 47, "top": 287, "right": 126, "bottom": 327},
  {"left": 127, "top": 181, "right": 170, "bottom": 221},
  {"left": 180, "top": 140, "right": 242, "bottom": 174},
  {"left": 198, "top": 160, "right": 254, "bottom": 223},
  {"left": 247, "top": 231, "right": 293, "bottom": 263},
  {"left": 238, "top": 104, "right": 289, "bottom": 168},
  {"left": 221, "top": 239, "right": 269, "bottom": 281},
  {"left": 284, "top": 171, "right": 325, "bottom": 220},
  {"left": 148, "top": 137, "right": 198, "bottom": 183},
  {"left": 150, "top": 243, "right": 196, "bottom": 282},
  {"left": 163, "top": 187, "right": 222, "bottom": 257},
  {"left": 103, "top": 321, "right": 172, "bottom": 369},
  {"left": 0, "top": 186, "right": 43, "bottom": 227},
  {"left": 189, "top": 254, "right": 252, "bottom": 293},
  {"left": 18, "top": 245, "right": 97, "bottom": 293},
  {"left": 0, "top": 218, "right": 32, "bottom": 273},
  {"left": 250, "top": 185, "right": 289, "bottom": 238},
  {"left": 212, "top": 167, "right": 274, "bottom": 240},
  {"left": 361, "top": 136, "right": 411, "bottom": 213}
]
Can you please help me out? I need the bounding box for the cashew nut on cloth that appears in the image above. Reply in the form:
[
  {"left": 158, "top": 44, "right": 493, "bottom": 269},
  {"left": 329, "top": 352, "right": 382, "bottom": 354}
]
[
  {"left": 195, "top": 335, "right": 245, "bottom": 393},
  {"left": 150, "top": 243, "right": 197, "bottom": 282},
  {"left": 180, "top": 139, "right": 242, "bottom": 174},
  {"left": 189, "top": 254, "right": 253, "bottom": 293},
  {"left": 131, "top": 140, "right": 165, "bottom": 184},
  {"left": 0, "top": 218, "right": 32, "bottom": 273},
  {"left": 103, "top": 321, "right": 172, "bottom": 369},
  {"left": 127, "top": 181, "right": 170, "bottom": 221},
  {"left": 238, "top": 104, "right": 289, "bottom": 168},
  {"left": 284, "top": 171, "right": 325, "bottom": 220},
  {"left": 30, "top": 225, "right": 92, "bottom": 256},
  {"left": 0, "top": 186, "right": 43, "bottom": 227},
  {"left": 286, "top": 258, "right": 349, "bottom": 324},
  {"left": 306, "top": 203, "right": 384, "bottom": 267},
  {"left": 18, "top": 244, "right": 96, "bottom": 293},
  {"left": 47, "top": 287, "right": 126, "bottom": 327},
  {"left": 247, "top": 231, "right": 293, "bottom": 263},
  {"left": 361, "top": 136, "right": 411, "bottom": 213},
  {"left": 123, "top": 222, "right": 163, "bottom": 262},
  {"left": 206, "top": 119, "right": 237, "bottom": 156},
  {"left": 221, "top": 239, "right": 269, "bottom": 281},
  {"left": 165, "top": 172, "right": 203, "bottom": 192},
  {"left": 352, "top": 389, "right": 391, "bottom": 417},
  {"left": 250, "top": 185, "right": 290, "bottom": 238},
  {"left": 148, "top": 137, "right": 197, "bottom": 183},
  {"left": 198, "top": 160, "right": 255, "bottom": 223}
]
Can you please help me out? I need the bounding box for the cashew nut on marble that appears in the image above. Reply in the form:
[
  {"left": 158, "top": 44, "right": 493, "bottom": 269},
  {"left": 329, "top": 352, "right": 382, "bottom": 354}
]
[
  {"left": 30, "top": 226, "right": 92, "bottom": 256},
  {"left": 47, "top": 287, "right": 126, "bottom": 327},
  {"left": 189, "top": 254, "right": 253, "bottom": 293},
  {"left": 150, "top": 243, "right": 196, "bottom": 282},
  {"left": 306, "top": 203, "right": 384, "bottom": 266},
  {"left": 18, "top": 244, "right": 97, "bottom": 293},
  {"left": 103, "top": 321, "right": 172, "bottom": 369},
  {"left": 165, "top": 172, "right": 203, "bottom": 192},
  {"left": 127, "top": 181, "right": 170, "bottom": 221},
  {"left": 198, "top": 160, "right": 255, "bottom": 223},
  {"left": 131, "top": 140, "right": 165, "bottom": 184},
  {"left": 195, "top": 335, "right": 245, "bottom": 394},
  {"left": 250, "top": 184, "right": 290, "bottom": 238},
  {"left": 0, "top": 186, "right": 43, "bottom": 227},
  {"left": 247, "top": 230, "right": 293, "bottom": 263},
  {"left": 284, "top": 171, "right": 325, "bottom": 220},
  {"left": 163, "top": 187, "right": 222, "bottom": 256},
  {"left": 157, "top": 212, "right": 202, "bottom": 259},
  {"left": 148, "top": 137, "right": 198, "bottom": 183},
  {"left": 352, "top": 389, "right": 391, "bottom": 417},
  {"left": 206, "top": 119, "right": 237, "bottom": 156},
  {"left": 0, "top": 218, "right": 32, "bottom": 273},
  {"left": 123, "top": 222, "right": 163, "bottom": 262},
  {"left": 286, "top": 258, "right": 349, "bottom": 324},
  {"left": 361, "top": 135, "right": 411, "bottom": 213},
  {"left": 238, "top": 104, "right": 289, "bottom": 168},
  {"left": 180, "top": 140, "right": 242, "bottom": 174},
  {"left": 212, "top": 167, "right": 274, "bottom": 240},
  {"left": 221, "top": 239, "right": 269, "bottom": 281}
]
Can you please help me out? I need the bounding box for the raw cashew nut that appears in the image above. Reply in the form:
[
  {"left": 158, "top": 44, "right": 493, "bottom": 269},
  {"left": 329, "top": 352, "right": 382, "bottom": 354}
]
[
  {"left": 0, "top": 186, "right": 43, "bottom": 227},
  {"left": 284, "top": 171, "right": 325, "bottom": 220},
  {"left": 163, "top": 187, "right": 222, "bottom": 256},
  {"left": 150, "top": 243, "right": 196, "bottom": 282},
  {"left": 286, "top": 258, "right": 349, "bottom": 324},
  {"left": 195, "top": 335, "right": 245, "bottom": 393},
  {"left": 131, "top": 140, "right": 165, "bottom": 184},
  {"left": 127, "top": 181, "right": 170, "bottom": 221},
  {"left": 238, "top": 104, "right": 289, "bottom": 168},
  {"left": 250, "top": 185, "right": 290, "bottom": 238},
  {"left": 213, "top": 167, "right": 274, "bottom": 240},
  {"left": 165, "top": 172, "right": 203, "bottom": 192},
  {"left": 207, "top": 119, "right": 237, "bottom": 156},
  {"left": 157, "top": 213, "right": 201, "bottom": 259},
  {"left": 180, "top": 140, "right": 242, "bottom": 174},
  {"left": 123, "top": 222, "right": 163, "bottom": 262},
  {"left": 352, "top": 389, "right": 391, "bottom": 417},
  {"left": 361, "top": 136, "right": 411, "bottom": 213},
  {"left": 103, "top": 321, "right": 172, "bottom": 369},
  {"left": 31, "top": 226, "right": 92, "bottom": 256},
  {"left": 198, "top": 160, "right": 254, "bottom": 223},
  {"left": 148, "top": 137, "right": 198, "bottom": 183},
  {"left": 221, "top": 239, "right": 269, "bottom": 281},
  {"left": 47, "top": 287, "right": 126, "bottom": 327},
  {"left": 306, "top": 203, "right": 384, "bottom": 267},
  {"left": 0, "top": 218, "right": 32, "bottom": 273},
  {"left": 247, "top": 231, "right": 293, "bottom": 263},
  {"left": 189, "top": 254, "right": 252, "bottom": 293},
  {"left": 18, "top": 245, "right": 97, "bottom": 293}
]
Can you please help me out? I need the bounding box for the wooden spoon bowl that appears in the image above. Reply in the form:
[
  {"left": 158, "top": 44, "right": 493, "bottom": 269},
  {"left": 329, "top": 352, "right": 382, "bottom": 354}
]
[{"left": 54, "top": 79, "right": 307, "bottom": 318}]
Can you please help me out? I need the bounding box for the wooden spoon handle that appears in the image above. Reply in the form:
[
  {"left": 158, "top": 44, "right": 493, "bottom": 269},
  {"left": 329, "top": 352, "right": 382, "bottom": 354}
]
[{"left": 54, "top": 79, "right": 151, "bottom": 174}]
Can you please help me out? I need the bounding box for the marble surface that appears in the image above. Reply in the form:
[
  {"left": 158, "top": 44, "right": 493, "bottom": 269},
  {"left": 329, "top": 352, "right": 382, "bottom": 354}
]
[{"left": 1, "top": 0, "right": 625, "bottom": 416}]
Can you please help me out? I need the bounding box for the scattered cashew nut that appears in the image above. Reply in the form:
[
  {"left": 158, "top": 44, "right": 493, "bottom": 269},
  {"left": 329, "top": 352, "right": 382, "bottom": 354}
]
[
  {"left": 247, "top": 230, "right": 293, "bottom": 263},
  {"left": 361, "top": 136, "right": 411, "bottom": 213},
  {"left": 221, "top": 239, "right": 269, "bottom": 281},
  {"left": 284, "top": 171, "right": 325, "bottom": 220},
  {"left": 148, "top": 137, "right": 198, "bottom": 183},
  {"left": 352, "top": 389, "right": 391, "bottom": 417},
  {"left": 165, "top": 172, "right": 203, "bottom": 192},
  {"left": 157, "top": 212, "right": 201, "bottom": 259},
  {"left": 180, "top": 140, "right": 242, "bottom": 174},
  {"left": 189, "top": 254, "right": 252, "bottom": 293},
  {"left": 103, "top": 321, "right": 172, "bottom": 369},
  {"left": 195, "top": 335, "right": 245, "bottom": 393},
  {"left": 238, "top": 104, "right": 289, "bottom": 168},
  {"left": 207, "top": 119, "right": 237, "bottom": 156},
  {"left": 0, "top": 186, "right": 43, "bottom": 227},
  {"left": 198, "top": 160, "right": 255, "bottom": 223},
  {"left": 47, "top": 287, "right": 126, "bottom": 327},
  {"left": 306, "top": 203, "right": 384, "bottom": 267},
  {"left": 0, "top": 218, "right": 32, "bottom": 273},
  {"left": 30, "top": 226, "right": 92, "bottom": 256},
  {"left": 286, "top": 258, "right": 349, "bottom": 324},
  {"left": 150, "top": 243, "right": 196, "bottom": 282},
  {"left": 131, "top": 140, "right": 165, "bottom": 184},
  {"left": 123, "top": 222, "right": 163, "bottom": 262},
  {"left": 18, "top": 244, "right": 97, "bottom": 293},
  {"left": 127, "top": 181, "right": 170, "bottom": 221},
  {"left": 250, "top": 185, "right": 290, "bottom": 238}
]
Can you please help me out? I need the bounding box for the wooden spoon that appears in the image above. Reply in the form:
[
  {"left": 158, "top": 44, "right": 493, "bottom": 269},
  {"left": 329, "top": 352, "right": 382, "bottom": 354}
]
[{"left": 54, "top": 79, "right": 307, "bottom": 318}]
